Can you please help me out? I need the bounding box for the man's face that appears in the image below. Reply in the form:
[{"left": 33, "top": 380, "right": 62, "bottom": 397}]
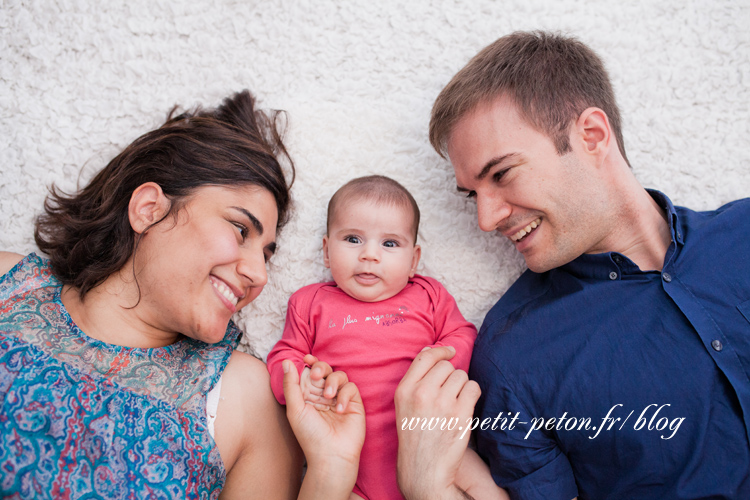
[{"left": 447, "top": 96, "right": 611, "bottom": 273}]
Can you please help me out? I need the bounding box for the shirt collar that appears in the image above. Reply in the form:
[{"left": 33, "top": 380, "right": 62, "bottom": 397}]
[{"left": 558, "top": 189, "right": 682, "bottom": 280}]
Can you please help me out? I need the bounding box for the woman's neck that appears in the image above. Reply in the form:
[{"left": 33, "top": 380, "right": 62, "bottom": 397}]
[{"left": 61, "top": 269, "right": 181, "bottom": 348}]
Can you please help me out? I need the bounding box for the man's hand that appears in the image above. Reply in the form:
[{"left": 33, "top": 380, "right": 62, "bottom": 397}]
[{"left": 395, "top": 346, "right": 482, "bottom": 500}]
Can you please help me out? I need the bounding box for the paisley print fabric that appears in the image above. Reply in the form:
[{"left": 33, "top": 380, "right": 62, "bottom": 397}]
[{"left": 0, "top": 254, "right": 240, "bottom": 499}]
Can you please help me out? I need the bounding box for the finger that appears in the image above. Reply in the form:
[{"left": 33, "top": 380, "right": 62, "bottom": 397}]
[
  {"left": 439, "top": 368, "right": 471, "bottom": 399},
  {"left": 305, "top": 383, "right": 325, "bottom": 397},
  {"left": 399, "top": 346, "right": 456, "bottom": 386},
  {"left": 310, "top": 361, "right": 334, "bottom": 382},
  {"left": 420, "top": 359, "right": 459, "bottom": 388},
  {"left": 304, "top": 393, "right": 336, "bottom": 406},
  {"left": 282, "top": 360, "right": 304, "bottom": 417},
  {"left": 457, "top": 379, "right": 482, "bottom": 409},
  {"left": 303, "top": 353, "right": 320, "bottom": 367},
  {"left": 306, "top": 400, "right": 336, "bottom": 411},
  {"left": 300, "top": 367, "right": 323, "bottom": 397},
  {"left": 335, "top": 381, "right": 362, "bottom": 414},
  {"left": 309, "top": 375, "right": 326, "bottom": 389},
  {"left": 323, "top": 370, "right": 349, "bottom": 399}
]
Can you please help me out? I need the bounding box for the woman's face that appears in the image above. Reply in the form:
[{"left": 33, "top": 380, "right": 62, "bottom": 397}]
[{"left": 134, "top": 184, "right": 279, "bottom": 345}]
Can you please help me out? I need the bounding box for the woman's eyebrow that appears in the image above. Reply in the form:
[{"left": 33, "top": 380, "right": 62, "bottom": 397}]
[{"left": 230, "top": 206, "right": 264, "bottom": 234}]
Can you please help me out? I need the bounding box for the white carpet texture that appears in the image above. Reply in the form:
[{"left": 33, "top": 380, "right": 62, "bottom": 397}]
[{"left": 1, "top": 1, "right": 748, "bottom": 359}]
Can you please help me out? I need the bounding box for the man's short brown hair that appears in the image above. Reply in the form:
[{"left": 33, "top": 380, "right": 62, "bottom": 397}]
[
  {"left": 327, "top": 175, "right": 420, "bottom": 242},
  {"left": 430, "top": 31, "right": 629, "bottom": 166}
]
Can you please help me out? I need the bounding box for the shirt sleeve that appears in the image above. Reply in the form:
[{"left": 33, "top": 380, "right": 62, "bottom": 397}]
[
  {"left": 470, "top": 350, "right": 579, "bottom": 500},
  {"left": 266, "top": 288, "right": 316, "bottom": 405},
  {"left": 421, "top": 276, "right": 478, "bottom": 372}
]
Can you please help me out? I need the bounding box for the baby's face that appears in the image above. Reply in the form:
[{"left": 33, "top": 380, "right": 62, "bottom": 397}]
[{"left": 323, "top": 199, "right": 421, "bottom": 302}]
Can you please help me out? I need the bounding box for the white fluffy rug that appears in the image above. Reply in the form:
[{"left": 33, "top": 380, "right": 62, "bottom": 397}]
[{"left": 1, "top": 0, "right": 749, "bottom": 359}]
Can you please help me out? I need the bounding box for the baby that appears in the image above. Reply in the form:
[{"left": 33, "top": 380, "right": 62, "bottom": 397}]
[{"left": 267, "top": 175, "right": 502, "bottom": 500}]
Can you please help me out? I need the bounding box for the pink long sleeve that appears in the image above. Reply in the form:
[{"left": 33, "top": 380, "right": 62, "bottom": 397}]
[
  {"left": 266, "top": 286, "right": 318, "bottom": 405},
  {"left": 416, "top": 275, "right": 477, "bottom": 372}
]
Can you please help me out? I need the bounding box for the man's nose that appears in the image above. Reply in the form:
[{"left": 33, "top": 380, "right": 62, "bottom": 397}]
[{"left": 476, "top": 193, "right": 512, "bottom": 232}]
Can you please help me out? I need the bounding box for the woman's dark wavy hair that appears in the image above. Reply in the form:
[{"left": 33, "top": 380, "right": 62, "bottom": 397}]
[{"left": 34, "top": 90, "right": 295, "bottom": 299}]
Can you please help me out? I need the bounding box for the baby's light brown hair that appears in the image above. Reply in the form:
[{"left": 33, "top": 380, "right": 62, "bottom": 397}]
[{"left": 327, "top": 175, "right": 420, "bottom": 242}]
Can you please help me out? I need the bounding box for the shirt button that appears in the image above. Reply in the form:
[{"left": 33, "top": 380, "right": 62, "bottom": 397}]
[
  {"left": 662, "top": 273, "right": 672, "bottom": 282},
  {"left": 711, "top": 340, "right": 723, "bottom": 352},
  {"left": 609, "top": 271, "right": 618, "bottom": 280},
  {"left": 613, "top": 255, "right": 621, "bottom": 263}
]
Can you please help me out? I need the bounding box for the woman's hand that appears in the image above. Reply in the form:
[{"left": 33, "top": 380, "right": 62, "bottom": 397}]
[{"left": 282, "top": 357, "right": 365, "bottom": 499}]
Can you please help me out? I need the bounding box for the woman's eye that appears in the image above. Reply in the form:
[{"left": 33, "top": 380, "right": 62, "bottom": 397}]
[
  {"left": 383, "top": 240, "right": 399, "bottom": 248},
  {"left": 344, "top": 235, "right": 361, "bottom": 244},
  {"left": 232, "top": 222, "right": 248, "bottom": 240}
]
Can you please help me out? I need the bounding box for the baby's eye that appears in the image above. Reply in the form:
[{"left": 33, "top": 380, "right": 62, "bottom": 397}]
[
  {"left": 344, "top": 235, "right": 361, "bottom": 244},
  {"left": 383, "top": 240, "right": 399, "bottom": 248}
]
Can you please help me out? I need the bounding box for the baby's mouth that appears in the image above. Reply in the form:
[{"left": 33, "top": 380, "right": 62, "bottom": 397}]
[
  {"left": 510, "top": 218, "right": 542, "bottom": 243},
  {"left": 355, "top": 273, "right": 379, "bottom": 283}
]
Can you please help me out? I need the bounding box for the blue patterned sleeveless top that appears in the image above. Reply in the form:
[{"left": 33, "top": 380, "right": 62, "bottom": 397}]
[{"left": 0, "top": 254, "right": 241, "bottom": 499}]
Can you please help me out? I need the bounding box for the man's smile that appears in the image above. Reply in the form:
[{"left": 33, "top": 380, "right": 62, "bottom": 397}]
[{"left": 508, "top": 218, "right": 542, "bottom": 243}]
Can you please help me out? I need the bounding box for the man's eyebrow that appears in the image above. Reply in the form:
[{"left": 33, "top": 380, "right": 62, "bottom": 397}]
[
  {"left": 230, "top": 206, "right": 264, "bottom": 234},
  {"left": 475, "top": 153, "right": 520, "bottom": 181}
]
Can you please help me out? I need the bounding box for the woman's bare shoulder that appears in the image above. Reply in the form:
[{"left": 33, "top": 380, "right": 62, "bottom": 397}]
[
  {"left": 216, "top": 350, "right": 290, "bottom": 446},
  {"left": 215, "top": 350, "right": 302, "bottom": 499},
  {"left": 0, "top": 252, "right": 24, "bottom": 276}
]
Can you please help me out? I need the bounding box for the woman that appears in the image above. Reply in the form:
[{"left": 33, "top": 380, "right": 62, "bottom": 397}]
[{"left": 0, "top": 90, "right": 364, "bottom": 499}]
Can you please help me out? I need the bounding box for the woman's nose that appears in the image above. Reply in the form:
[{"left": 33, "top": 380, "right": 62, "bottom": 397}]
[{"left": 237, "top": 248, "right": 268, "bottom": 288}]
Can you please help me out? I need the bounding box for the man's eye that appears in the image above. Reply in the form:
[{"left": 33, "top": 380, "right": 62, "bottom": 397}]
[
  {"left": 466, "top": 190, "right": 477, "bottom": 199},
  {"left": 345, "top": 236, "right": 361, "bottom": 244},
  {"left": 383, "top": 240, "right": 399, "bottom": 248},
  {"left": 492, "top": 169, "right": 509, "bottom": 183}
]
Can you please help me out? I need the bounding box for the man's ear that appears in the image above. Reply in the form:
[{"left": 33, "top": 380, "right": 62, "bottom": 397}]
[
  {"left": 322, "top": 235, "right": 331, "bottom": 269},
  {"left": 409, "top": 244, "right": 422, "bottom": 278},
  {"left": 128, "top": 182, "right": 171, "bottom": 234},
  {"left": 575, "top": 107, "right": 611, "bottom": 163}
]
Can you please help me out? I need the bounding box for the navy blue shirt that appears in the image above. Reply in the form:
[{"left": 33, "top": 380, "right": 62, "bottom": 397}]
[{"left": 470, "top": 191, "right": 750, "bottom": 500}]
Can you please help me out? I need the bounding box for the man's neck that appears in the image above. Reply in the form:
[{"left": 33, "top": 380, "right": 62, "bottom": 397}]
[{"left": 597, "top": 177, "right": 672, "bottom": 272}]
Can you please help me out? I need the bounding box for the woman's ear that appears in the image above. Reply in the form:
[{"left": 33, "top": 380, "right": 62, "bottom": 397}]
[{"left": 128, "top": 182, "right": 171, "bottom": 234}]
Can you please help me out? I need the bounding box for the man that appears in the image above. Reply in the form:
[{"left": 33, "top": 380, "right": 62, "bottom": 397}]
[{"left": 395, "top": 31, "right": 750, "bottom": 499}]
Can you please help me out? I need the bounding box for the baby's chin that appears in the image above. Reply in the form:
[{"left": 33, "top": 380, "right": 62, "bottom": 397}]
[{"left": 337, "top": 280, "right": 407, "bottom": 303}]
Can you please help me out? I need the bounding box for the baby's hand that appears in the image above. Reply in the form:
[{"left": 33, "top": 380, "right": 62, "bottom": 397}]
[
  {"left": 301, "top": 354, "right": 353, "bottom": 413},
  {"left": 301, "top": 354, "right": 337, "bottom": 411}
]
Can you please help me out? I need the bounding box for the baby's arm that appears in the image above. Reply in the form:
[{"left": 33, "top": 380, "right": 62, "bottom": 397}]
[
  {"left": 426, "top": 277, "right": 478, "bottom": 371},
  {"left": 455, "top": 448, "right": 509, "bottom": 500},
  {"left": 267, "top": 291, "right": 317, "bottom": 405}
]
